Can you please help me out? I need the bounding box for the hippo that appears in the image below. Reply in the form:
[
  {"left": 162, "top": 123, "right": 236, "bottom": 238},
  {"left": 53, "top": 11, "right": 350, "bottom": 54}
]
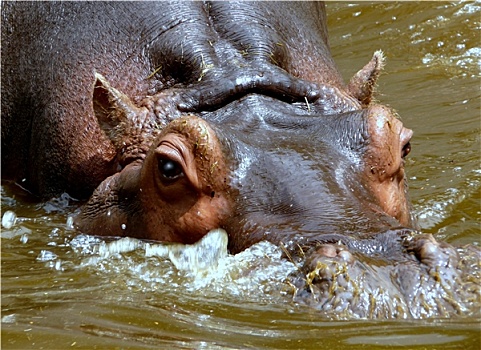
[{"left": 2, "top": 2, "right": 479, "bottom": 318}]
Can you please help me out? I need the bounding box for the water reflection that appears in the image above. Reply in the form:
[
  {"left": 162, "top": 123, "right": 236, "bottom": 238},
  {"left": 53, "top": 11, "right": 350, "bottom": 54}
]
[{"left": 2, "top": 2, "right": 481, "bottom": 349}]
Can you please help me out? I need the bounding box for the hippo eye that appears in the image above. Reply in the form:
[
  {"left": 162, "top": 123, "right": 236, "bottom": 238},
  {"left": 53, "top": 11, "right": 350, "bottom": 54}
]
[
  {"left": 402, "top": 142, "right": 411, "bottom": 158},
  {"left": 158, "top": 158, "right": 184, "bottom": 181}
]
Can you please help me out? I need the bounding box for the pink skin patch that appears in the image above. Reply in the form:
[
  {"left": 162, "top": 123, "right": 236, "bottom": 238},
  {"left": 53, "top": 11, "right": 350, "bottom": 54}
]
[{"left": 363, "top": 105, "right": 413, "bottom": 226}]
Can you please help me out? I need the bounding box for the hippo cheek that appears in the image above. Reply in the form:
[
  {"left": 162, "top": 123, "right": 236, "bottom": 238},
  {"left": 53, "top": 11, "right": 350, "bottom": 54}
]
[
  {"left": 139, "top": 116, "right": 232, "bottom": 244},
  {"left": 363, "top": 105, "right": 413, "bottom": 226}
]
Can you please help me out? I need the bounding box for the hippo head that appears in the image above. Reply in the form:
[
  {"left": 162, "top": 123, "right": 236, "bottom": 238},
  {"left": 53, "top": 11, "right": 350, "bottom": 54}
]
[
  {"left": 75, "top": 72, "right": 414, "bottom": 253},
  {"left": 201, "top": 96, "right": 415, "bottom": 252}
]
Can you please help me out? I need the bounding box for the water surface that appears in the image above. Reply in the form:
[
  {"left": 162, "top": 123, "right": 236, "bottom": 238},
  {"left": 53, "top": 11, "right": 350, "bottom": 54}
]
[{"left": 2, "top": 2, "right": 480, "bottom": 349}]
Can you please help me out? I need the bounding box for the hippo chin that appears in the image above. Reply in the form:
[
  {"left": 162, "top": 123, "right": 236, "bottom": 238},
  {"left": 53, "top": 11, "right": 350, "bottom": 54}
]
[{"left": 2, "top": 1, "right": 479, "bottom": 318}]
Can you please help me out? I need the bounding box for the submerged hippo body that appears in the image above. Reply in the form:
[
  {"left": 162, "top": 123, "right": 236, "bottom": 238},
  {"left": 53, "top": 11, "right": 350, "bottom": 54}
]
[{"left": 2, "top": 2, "right": 479, "bottom": 318}]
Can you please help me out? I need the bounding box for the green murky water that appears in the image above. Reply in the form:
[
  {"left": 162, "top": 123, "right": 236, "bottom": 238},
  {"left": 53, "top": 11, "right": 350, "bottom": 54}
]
[{"left": 2, "top": 2, "right": 480, "bottom": 349}]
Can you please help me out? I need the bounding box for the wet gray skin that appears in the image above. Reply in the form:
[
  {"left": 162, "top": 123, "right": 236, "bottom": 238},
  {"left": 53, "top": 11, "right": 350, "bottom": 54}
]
[
  {"left": 204, "top": 95, "right": 408, "bottom": 251},
  {"left": 199, "top": 95, "right": 481, "bottom": 319}
]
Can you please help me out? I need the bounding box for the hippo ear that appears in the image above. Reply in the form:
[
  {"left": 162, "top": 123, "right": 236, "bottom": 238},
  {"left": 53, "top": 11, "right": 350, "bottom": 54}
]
[
  {"left": 92, "top": 73, "right": 140, "bottom": 147},
  {"left": 347, "top": 50, "right": 385, "bottom": 107}
]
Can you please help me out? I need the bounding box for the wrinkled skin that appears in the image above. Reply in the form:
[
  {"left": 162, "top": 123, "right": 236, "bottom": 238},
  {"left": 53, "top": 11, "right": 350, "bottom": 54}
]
[
  {"left": 2, "top": 2, "right": 479, "bottom": 318},
  {"left": 291, "top": 232, "right": 480, "bottom": 318}
]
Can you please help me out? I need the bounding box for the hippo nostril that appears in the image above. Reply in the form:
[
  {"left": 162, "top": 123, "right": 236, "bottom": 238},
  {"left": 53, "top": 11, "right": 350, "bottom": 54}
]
[{"left": 402, "top": 142, "right": 411, "bottom": 158}]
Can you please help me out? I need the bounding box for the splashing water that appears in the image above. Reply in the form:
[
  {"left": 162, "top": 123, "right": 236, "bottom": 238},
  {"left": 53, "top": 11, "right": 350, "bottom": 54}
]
[{"left": 68, "top": 229, "right": 298, "bottom": 300}]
